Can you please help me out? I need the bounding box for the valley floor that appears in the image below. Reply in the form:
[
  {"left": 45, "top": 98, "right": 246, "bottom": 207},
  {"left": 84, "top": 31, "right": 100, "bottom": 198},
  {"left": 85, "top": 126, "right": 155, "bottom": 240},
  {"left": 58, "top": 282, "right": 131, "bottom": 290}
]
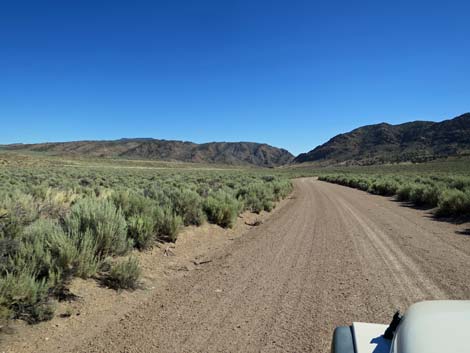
[{"left": 3, "top": 178, "right": 470, "bottom": 353}]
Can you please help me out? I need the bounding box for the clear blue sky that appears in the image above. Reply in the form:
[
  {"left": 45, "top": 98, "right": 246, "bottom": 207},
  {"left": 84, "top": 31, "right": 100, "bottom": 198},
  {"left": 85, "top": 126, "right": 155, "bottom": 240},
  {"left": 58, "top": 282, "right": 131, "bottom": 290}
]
[{"left": 1, "top": 0, "right": 469, "bottom": 155}]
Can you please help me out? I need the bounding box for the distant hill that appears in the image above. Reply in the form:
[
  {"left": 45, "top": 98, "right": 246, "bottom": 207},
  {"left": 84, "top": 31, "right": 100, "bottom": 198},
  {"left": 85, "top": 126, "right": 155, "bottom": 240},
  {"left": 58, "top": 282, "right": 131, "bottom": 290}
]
[
  {"left": 294, "top": 113, "right": 470, "bottom": 165},
  {"left": 5, "top": 139, "right": 294, "bottom": 167}
]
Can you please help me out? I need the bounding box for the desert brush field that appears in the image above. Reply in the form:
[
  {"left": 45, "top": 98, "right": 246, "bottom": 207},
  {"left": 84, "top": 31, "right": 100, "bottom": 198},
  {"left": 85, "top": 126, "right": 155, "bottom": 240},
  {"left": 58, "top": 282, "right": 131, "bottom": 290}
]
[
  {"left": 0, "top": 153, "right": 469, "bottom": 353},
  {"left": 0, "top": 152, "right": 292, "bottom": 326}
]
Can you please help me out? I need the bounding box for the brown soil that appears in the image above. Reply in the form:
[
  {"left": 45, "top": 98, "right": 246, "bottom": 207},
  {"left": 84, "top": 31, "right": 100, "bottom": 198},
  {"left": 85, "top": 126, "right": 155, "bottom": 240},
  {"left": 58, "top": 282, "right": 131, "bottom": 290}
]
[{"left": 3, "top": 178, "right": 470, "bottom": 353}]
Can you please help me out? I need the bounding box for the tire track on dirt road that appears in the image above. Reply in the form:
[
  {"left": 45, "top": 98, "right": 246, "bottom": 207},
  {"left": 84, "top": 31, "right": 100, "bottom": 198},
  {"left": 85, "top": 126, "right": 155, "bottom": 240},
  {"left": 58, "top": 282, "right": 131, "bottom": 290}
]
[{"left": 10, "top": 178, "right": 470, "bottom": 353}]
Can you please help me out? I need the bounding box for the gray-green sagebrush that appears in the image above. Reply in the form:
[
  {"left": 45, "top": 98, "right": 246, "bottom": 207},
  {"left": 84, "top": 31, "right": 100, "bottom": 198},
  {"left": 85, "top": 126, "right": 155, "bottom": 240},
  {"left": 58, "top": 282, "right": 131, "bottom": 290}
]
[{"left": 0, "top": 165, "right": 292, "bottom": 326}]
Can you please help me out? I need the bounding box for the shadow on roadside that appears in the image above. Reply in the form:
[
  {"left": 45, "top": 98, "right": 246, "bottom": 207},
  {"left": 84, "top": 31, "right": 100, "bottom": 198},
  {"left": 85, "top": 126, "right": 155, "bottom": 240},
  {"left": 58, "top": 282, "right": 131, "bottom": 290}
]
[
  {"left": 391, "top": 198, "right": 470, "bottom": 235},
  {"left": 431, "top": 214, "right": 470, "bottom": 226},
  {"left": 391, "top": 199, "right": 435, "bottom": 212}
]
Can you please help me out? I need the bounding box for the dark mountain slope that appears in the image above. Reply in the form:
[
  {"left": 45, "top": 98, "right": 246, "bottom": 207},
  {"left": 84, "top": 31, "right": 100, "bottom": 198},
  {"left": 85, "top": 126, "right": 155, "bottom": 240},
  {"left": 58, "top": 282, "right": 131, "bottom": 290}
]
[
  {"left": 294, "top": 113, "right": 470, "bottom": 165},
  {"left": 5, "top": 139, "right": 294, "bottom": 167}
]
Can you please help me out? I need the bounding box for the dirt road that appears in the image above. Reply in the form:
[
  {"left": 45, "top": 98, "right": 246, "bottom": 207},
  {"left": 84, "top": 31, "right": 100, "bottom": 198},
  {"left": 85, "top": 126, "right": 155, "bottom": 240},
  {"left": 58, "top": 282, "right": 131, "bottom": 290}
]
[{"left": 16, "top": 178, "right": 470, "bottom": 352}]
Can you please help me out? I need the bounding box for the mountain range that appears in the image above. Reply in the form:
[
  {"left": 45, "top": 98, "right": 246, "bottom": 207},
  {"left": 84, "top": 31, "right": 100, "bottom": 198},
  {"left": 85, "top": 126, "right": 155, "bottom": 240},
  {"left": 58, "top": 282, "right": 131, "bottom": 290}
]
[
  {"left": 4, "top": 139, "right": 294, "bottom": 167},
  {"left": 3, "top": 113, "right": 470, "bottom": 167},
  {"left": 294, "top": 113, "right": 470, "bottom": 165}
]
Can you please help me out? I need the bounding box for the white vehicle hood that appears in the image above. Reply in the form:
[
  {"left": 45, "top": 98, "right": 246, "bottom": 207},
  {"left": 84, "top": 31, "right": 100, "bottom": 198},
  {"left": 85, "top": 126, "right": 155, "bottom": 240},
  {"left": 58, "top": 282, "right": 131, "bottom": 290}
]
[{"left": 392, "top": 300, "right": 470, "bottom": 353}]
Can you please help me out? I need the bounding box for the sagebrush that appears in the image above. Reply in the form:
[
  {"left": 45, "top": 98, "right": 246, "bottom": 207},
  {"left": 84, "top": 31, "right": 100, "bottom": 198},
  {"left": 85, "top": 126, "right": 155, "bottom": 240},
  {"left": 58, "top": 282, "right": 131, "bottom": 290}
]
[{"left": 0, "top": 156, "right": 292, "bottom": 324}]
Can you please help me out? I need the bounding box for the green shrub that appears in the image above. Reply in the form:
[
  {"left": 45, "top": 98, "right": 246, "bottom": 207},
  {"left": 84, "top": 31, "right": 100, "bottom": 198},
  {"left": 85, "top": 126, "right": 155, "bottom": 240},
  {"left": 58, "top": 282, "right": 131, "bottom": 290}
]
[
  {"left": 357, "top": 180, "right": 371, "bottom": 191},
  {"left": 0, "top": 271, "right": 55, "bottom": 324},
  {"left": 0, "top": 191, "right": 38, "bottom": 227},
  {"left": 406, "top": 183, "right": 441, "bottom": 207},
  {"left": 144, "top": 185, "right": 172, "bottom": 208},
  {"left": 0, "top": 213, "right": 23, "bottom": 244},
  {"left": 448, "top": 177, "right": 470, "bottom": 191},
  {"left": 420, "top": 185, "right": 441, "bottom": 207},
  {"left": 237, "top": 183, "right": 274, "bottom": 213},
  {"left": 171, "top": 189, "right": 205, "bottom": 226},
  {"left": 154, "top": 206, "right": 182, "bottom": 242},
  {"left": 18, "top": 219, "right": 76, "bottom": 280},
  {"left": 73, "top": 230, "right": 101, "bottom": 278},
  {"left": 436, "top": 189, "right": 470, "bottom": 217},
  {"left": 369, "top": 179, "right": 399, "bottom": 196},
  {"left": 111, "top": 191, "right": 158, "bottom": 249},
  {"left": 104, "top": 257, "right": 141, "bottom": 290},
  {"left": 0, "top": 301, "right": 11, "bottom": 329},
  {"left": 127, "top": 213, "right": 155, "bottom": 249},
  {"left": 0, "top": 220, "right": 68, "bottom": 324},
  {"left": 271, "top": 179, "right": 293, "bottom": 200},
  {"left": 39, "top": 188, "right": 78, "bottom": 219},
  {"left": 111, "top": 191, "right": 155, "bottom": 220},
  {"left": 204, "top": 191, "right": 240, "bottom": 228},
  {"left": 0, "top": 191, "right": 39, "bottom": 244},
  {"left": 0, "top": 237, "right": 19, "bottom": 274},
  {"left": 65, "top": 198, "right": 131, "bottom": 256},
  {"left": 261, "top": 175, "right": 275, "bottom": 182},
  {"left": 397, "top": 183, "right": 414, "bottom": 201}
]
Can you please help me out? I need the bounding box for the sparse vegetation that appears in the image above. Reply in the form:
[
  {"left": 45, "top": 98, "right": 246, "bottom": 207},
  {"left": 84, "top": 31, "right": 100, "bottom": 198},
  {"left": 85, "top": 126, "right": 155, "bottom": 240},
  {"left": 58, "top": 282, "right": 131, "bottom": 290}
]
[
  {"left": 104, "top": 257, "right": 141, "bottom": 290},
  {"left": 0, "top": 152, "right": 292, "bottom": 325}
]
